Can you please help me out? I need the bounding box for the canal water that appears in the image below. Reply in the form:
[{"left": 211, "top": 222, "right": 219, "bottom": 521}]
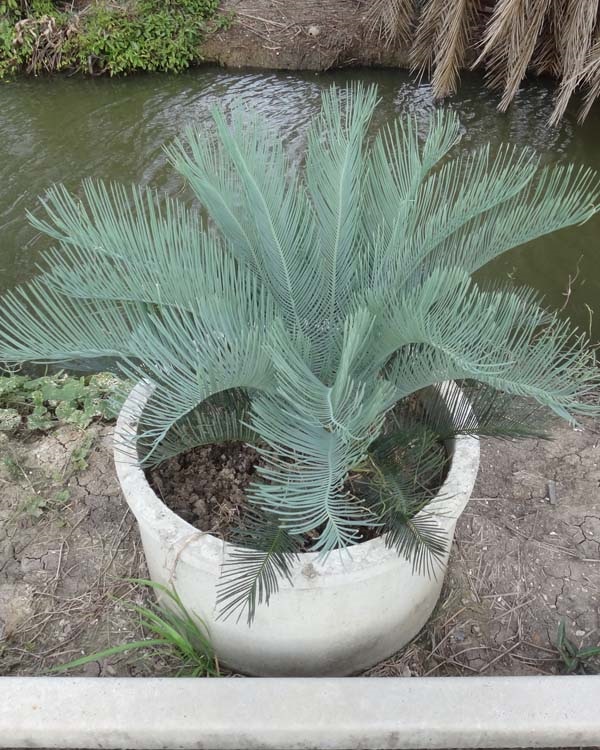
[{"left": 1, "top": 68, "right": 599, "bottom": 338}]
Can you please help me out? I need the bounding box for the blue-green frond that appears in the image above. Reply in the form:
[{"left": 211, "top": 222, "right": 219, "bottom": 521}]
[
  {"left": 247, "top": 399, "right": 376, "bottom": 551},
  {"left": 217, "top": 509, "right": 301, "bottom": 625},
  {"left": 362, "top": 109, "right": 461, "bottom": 247},
  {"left": 119, "top": 304, "right": 276, "bottom": 461},
  {"left": 142, "top": 390, "right": 256, "bottom": 468},
  {"left": 168, "top": 106, "right": 321, "bottom": 337},
  {"left": 383, "top": 276, "right": 599, "bottom": 420},
  {"left": 305, "top": 84, "right": 378, "bottom": 330},
  {"left": 32, "top": 182, "right": 259, "bottom": 313},
  {"left": 0, "top": 278, "right": 144, "bottom": 365},
  {"left": 426, "top": 163, "right": 600, "bottom": 276}
]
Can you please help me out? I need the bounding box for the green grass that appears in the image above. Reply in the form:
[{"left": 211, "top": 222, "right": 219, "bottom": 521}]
[
  {"left": 52, "top": 579, "right": 220, "bottom": 677},
  {"left": 556, "top": 619, "right": 600, "bottom": 674}
]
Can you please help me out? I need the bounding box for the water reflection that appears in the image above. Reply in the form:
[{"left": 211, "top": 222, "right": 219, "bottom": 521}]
[{"left": 1, "top": 68, "right": 598, "bottom": 338}]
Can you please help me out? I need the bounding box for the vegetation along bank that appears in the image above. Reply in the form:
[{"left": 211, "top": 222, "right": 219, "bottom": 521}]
[
  {"left": 2, "top": 1, "right": 600, "bottom": 123},
  {"left": 0, "top": 0, "right": 230, "bottom": 76}
]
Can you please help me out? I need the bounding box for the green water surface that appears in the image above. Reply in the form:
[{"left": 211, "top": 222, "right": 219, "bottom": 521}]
[{"left": 1, "top": 69, "right": 599, "bottom": 338}]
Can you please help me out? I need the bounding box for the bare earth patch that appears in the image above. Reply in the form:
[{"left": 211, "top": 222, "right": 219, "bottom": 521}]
[
  {"left": 0, "top": 417, "right": 599, "bottom": 678},
  {"left": 366, "top": 417, "right": 600, "bottom": 678},
  {"left": 0, "top": 425, "right": 162, "bottom": 677},
  {"left": 200, "top": 0, "right": 412, "bottom": 71}
]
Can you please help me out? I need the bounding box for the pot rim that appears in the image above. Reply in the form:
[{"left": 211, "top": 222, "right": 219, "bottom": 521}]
[{"left": 114, "top": 380, "right": 480, "bottom": 581}]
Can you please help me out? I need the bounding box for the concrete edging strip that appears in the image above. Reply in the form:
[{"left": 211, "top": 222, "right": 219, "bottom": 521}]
[{"left": 1, "top": 675, "right": 600, "bottom": 749}]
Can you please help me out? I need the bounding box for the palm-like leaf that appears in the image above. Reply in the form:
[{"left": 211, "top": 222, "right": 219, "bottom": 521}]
[
  {"left": 1, "top": 86, "right": 599, "bottom": 619},
  {"left": 166, "top": 108, "right": 320, "bottom": 338},
  {"left": 305, "top": 85, "right": 377, "bottom": 332},
  {"left": 361, "top": 425, "right": 449, "bottom": 576},
  {"left": 217, "top": 509, "right": 301, "bottom": 625},
  {"left": 365, "top": 0, "right": 415, "bottom": 47},
  {"left": 411, "top": 0, "right": 480, "bottom": 98},
  {"left": 142, "top": 390, "right": 256, "bottom": 467},
  {"left": 417, "top": 382, "right": 551, "bottom": 441}
]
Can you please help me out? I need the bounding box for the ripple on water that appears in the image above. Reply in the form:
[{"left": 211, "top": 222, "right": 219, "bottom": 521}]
[{"left": 0, "top": 68, "right": 599, "bottom": 338}]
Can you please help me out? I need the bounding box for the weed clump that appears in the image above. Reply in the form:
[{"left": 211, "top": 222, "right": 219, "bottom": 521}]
[
  {"left": 0, "top": 0, "right": 230, "bottom": 77},
  {"left": 0, "top": 371, "right": 125, "bottom": 432}
]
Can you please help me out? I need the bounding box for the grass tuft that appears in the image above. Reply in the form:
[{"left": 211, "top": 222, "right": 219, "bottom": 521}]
[{"left": 52, "top": 578, "right": 220, "bottom": 677}]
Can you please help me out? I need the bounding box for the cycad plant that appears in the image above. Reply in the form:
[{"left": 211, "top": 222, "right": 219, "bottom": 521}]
[{"left": 1, "top": 85, "right": 599, "bottom": 623}]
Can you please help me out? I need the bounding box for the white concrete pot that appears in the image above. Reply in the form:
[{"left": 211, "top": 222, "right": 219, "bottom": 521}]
[{"left": 114, "top": 381, "right": 479, "bottom": 676}]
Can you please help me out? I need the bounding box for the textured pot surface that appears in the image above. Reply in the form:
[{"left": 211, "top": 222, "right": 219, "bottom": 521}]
[{"left": 114, "top": 382, "right": 480, "bottom": 676}]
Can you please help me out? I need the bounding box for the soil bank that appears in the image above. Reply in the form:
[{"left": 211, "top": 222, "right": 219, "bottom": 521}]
[{"left": 200, "top": 0, "right": 411, "bottom": 70}]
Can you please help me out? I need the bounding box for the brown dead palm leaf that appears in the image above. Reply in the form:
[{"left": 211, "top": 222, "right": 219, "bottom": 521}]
[
  {"left": 549, "top": 0, "right": 599, "bottom": 125},
  {"left": 578, "top": 35, "right": 600, "bottom": 121},
  {"left": 410, "top": 0, "right": 447, "bottom": 80},
  {"left": 365, "top": 0, "right": 415, "bottom": 47},
  {"left": 431, "top": 0, "right": 481, "bottom": 97},
  {"left": 531, "top": 0, "right": 564, "bottom": 76},
  {"left": 472, "top": 0, "right": 519, "bottom": 89},
  {"left": 531, "top": 30, "right": 558, "bottom": 77},
  {"left": 406, "top": 0, "right": 599, "bottom": 122},
  {"left": 500, "top": 0, "right": 553, "bottom": 110},
  {"left": 473, "top": 0, "right": 552, "bottom": 109}
]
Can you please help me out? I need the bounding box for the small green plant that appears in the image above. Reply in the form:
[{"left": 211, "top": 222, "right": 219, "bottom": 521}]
[
  {"left": 68, "top": 433, "right": 94, "bottom": 472},
  {"left": 0, "top": 1, "right": 20, "bottom": 14},
  {"left": 1, "top": 86, "right": 599, "bottom": 623},
  {"left": 556, "top": 620, "right": 600, "bottom": 674},
  {"left": 53, "top": 488, "right": 70, "bottom": 504},
  {"left": 0, "top": 16, "right": 26, "bottom": 77},
  {"left": 1, "top": 443, "right": 75, "bottom": 519},
  {"left": 20, "top": 492, "right": 48, "bottom": 518},
  {"left": 0, "top": 371, "right": 125, "bottom": 431},
  {"left": 53, "top": 579, "right": 219, "bottom": 677},
  {"left": 2, "top": 454, "right": 23, "bottom": 481},
  {"left": 28, "top": 0, "right": 56, "bottom": 14},
  {"left": 2, "top": 448, "right": 50, "bottom": 518}
]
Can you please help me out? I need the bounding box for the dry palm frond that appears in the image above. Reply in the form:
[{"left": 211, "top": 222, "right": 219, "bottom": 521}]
[
  {"left": 407, "top": 0, "right": 600, "bottom": 123},
  {"left": 410, "top": 0, "right": 447, "bottom": 80},
  {"left": 472, "top": 0, "right": 519, "bottom": 89},
  {"left": 549, "top": 0, "right": 599, "bottom": 125},
  {"left": 473, "top": 0, "right": 552, "bottom": 109},
  {"left": 578, "top": 35, "right": 600, "bottom": 121},
  {"left": 531, "top": 0, "right": 565, "bottom": 76},
  {"left": 531, "top": 30, "right": 557, "bottom": 77},
  {"left": 365, "top": 0, "right": 415, "bottom": 47},
  {"left": 431, "top": 0, "right": 480, "bottom": 97},
  {"left": 500, "top": 0, "right": 553, "bottom": 111}
]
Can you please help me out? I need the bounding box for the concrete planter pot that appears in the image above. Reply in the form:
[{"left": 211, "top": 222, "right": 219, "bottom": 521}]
[{"left": 114, "top": 381, "right": 480, "bottom": 676}]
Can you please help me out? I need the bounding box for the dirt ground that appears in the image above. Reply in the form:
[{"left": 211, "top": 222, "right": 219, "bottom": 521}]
[
  {"left": 0, "top": 416, "right": 599, "bottom": 679},
  {"left": 201, "top": 0, "right": 412, "bottom": 71},
  {"left": 366, "top": 416, "right": 600, "bottom": 678}
]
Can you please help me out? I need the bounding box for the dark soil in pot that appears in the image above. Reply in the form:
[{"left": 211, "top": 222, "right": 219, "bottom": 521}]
[
  {"left": 145, "top": 436, "right": 448, "bottom": 548},
  {"left": 146, "top": 442, "right": 265, "bottom": 540}
]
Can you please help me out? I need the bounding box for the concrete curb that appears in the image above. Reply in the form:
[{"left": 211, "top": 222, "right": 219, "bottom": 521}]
[{"left": 1, "top": 675, "right": 599, "bottom": 749}]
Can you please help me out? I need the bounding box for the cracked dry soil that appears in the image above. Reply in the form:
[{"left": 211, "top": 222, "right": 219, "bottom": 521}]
[{"left": 0, "top": 417, "right": 599, "bottom": 679}]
